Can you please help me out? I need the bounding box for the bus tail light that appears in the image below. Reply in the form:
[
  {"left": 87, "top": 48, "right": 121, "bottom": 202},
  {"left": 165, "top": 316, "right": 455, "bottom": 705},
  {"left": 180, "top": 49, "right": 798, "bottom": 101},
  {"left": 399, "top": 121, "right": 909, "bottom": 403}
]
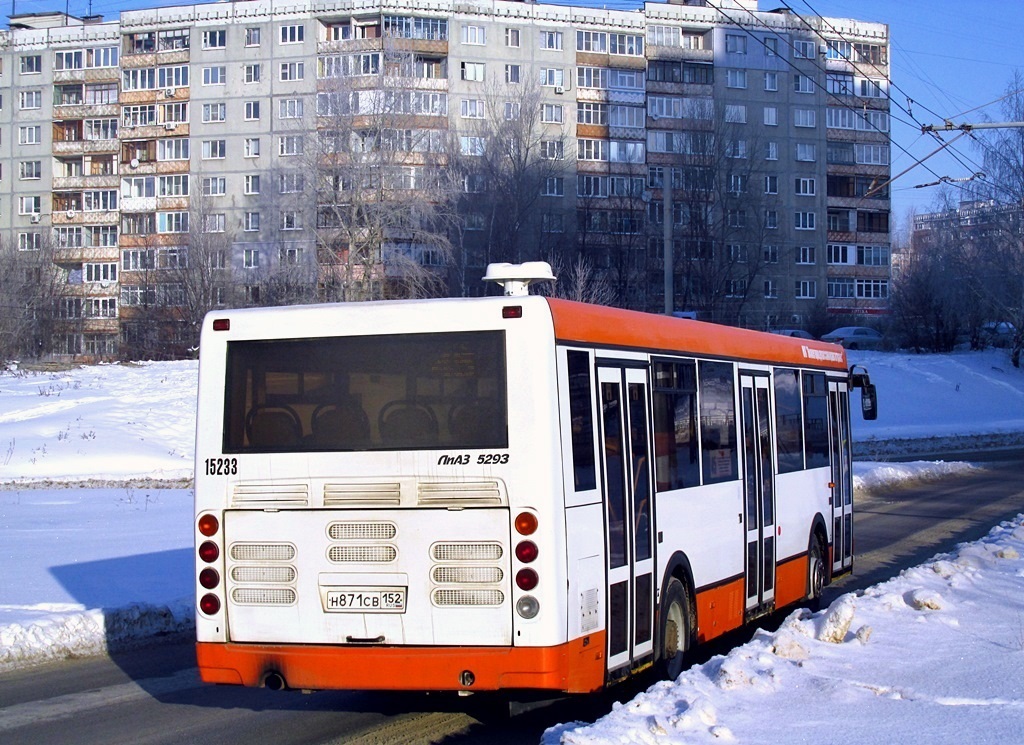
[
  {"left": 515, "top": 511, "right": 537, "bottom": 536},
  {"left": 515, "top": 540, "right": 538, "bottom": 563},
  {"left": 198, "top": 513, "right": 219, "bottom": 537},
  {"left": 198, "top": 541, "right": 220, "bottom": 563},
  {"left": 516, "top": 595, "right": 539, "bottom": 619},
  {"left": 212, "top": 318, "right": 230, "bottom": 331},
  {"left": 199, "top": 568, "right": 220, "bottom": 590},
  {"left": 199, "top": 593, "right": 221, "bottom": 615},
  {"left": 516, "top": 568, "right": 538, "bottom": 591}
]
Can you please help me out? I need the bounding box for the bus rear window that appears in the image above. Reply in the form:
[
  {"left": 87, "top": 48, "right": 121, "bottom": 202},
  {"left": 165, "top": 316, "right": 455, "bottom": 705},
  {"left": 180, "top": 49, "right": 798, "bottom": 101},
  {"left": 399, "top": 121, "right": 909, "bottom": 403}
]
[{"left": 223, "top": 331, "right": 508, "bottom": 453}]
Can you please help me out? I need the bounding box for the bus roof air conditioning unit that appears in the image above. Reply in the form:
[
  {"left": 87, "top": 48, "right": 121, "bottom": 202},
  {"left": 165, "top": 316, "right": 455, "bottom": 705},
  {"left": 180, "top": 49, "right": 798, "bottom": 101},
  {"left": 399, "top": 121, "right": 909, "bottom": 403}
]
[{"left": 482, "top": 261, "right": 556, "bottom": 297}]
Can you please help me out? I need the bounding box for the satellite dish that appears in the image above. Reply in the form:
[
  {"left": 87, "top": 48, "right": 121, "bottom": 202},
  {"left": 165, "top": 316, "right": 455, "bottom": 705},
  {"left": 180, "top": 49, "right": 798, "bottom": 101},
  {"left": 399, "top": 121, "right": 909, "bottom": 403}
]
[{"left": 130, "top": 158, "right": 140, "bottom": 168}]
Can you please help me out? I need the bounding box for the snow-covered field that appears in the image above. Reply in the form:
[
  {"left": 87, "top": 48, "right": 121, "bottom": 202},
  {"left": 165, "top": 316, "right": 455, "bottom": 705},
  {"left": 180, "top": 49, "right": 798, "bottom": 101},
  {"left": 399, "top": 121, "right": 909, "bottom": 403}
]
[{"left": 1, "top": 349, "right": 1023, "bottom": 742}]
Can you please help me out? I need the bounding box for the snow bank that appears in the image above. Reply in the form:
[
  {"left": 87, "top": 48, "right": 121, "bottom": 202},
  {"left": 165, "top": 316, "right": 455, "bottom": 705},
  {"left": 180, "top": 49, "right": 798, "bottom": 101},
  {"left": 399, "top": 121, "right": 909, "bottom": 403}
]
[{"left": 548, "top": 515, "right": 1024, "bottom": 744}]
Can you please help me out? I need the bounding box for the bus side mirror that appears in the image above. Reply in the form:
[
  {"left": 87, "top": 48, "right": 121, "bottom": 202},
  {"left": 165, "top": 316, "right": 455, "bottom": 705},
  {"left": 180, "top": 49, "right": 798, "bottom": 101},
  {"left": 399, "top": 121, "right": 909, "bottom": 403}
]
[{"left": 861, "top": 383, "right": 877, "bottom": 421}]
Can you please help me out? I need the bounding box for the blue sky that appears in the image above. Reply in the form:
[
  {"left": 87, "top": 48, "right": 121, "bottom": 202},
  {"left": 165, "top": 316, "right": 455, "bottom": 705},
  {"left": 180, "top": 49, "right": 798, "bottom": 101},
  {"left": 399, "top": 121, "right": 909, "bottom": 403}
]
[{"left": 8, "top": 0, "right": 1022, "bottom": 227}]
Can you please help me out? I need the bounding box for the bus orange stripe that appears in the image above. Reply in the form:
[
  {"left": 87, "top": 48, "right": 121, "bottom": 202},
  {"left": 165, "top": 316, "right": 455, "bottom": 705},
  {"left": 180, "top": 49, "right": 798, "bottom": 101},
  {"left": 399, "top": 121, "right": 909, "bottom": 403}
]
[
  {"left": 775, "top": 553, "right": 810, "bottom": 608},
  {"left": 197, "top": 633, "right": 607, "bottom": 694},
  {"left": 547, "top": 298, "right": 847, "bottom": 371},
  {"left": 693, "top": 577, "right": 745, "bottom": 643}
]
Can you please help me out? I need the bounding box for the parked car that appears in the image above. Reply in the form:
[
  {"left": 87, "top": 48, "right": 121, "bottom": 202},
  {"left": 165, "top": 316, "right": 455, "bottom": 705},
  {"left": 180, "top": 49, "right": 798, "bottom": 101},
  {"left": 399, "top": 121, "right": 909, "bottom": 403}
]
[
  {"left": 980, "top": 322, "right": 1016, "bottom": 348},
  {"left": 771, "top": 329, "right": 814, "bottom": 339},
  {"left": 821, "top": 326, "right": 884, "bottom": 350}
]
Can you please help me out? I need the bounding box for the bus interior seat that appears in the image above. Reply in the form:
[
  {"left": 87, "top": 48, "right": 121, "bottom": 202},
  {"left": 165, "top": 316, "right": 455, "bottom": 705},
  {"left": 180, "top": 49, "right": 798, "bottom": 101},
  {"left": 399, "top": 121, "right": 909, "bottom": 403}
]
[
  {"left": 245, "top": 405, "right": 303, "bottom": 448},
  {"left": 311, "top": 400, "right": 370, "bottom": 447},
  {"left": 448, "top": 400, "right": 498, "bottom": 443},
  {"left": 378, "top": 401, "right": 438, "bottom": 446}
]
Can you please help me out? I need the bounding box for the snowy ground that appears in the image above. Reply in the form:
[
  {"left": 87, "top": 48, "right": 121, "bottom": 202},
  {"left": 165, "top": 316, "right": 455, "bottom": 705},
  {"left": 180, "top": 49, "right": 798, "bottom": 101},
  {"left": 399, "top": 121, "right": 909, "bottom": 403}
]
[{"left": 1, "top": 349, "right": 1023, "bottom": 741}]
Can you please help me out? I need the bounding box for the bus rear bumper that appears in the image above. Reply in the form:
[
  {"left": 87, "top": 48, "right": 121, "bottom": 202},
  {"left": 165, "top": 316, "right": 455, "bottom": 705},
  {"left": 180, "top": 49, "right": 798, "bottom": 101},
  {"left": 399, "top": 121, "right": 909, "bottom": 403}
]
[{"left": 196, "top": 634, "right": 606, "bottom": 694}]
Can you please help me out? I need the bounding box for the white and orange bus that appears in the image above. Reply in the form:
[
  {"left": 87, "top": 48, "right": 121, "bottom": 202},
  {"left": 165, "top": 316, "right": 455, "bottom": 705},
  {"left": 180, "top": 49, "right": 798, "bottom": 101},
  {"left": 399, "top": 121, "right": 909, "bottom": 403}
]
[{"left": 194, "top": 263, "right": 876, "bottom": 694}]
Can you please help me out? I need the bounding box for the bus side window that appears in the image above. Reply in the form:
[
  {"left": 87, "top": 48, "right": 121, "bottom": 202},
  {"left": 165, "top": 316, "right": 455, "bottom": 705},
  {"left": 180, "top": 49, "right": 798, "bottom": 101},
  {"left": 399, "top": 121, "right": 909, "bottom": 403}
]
[
  {"left": 698, "top": 361, "right": 738, "bottom": 484},
  {"left": 652, "top": 360, "right": 699, "bottom": 491},
  {"left": 567, "top": 351, "right": 596, "bottom": 491},
  {"left": 773, "top": 368, "right": 804, "bottom": 473},
  {"left": 802, "top": 372, "right": 829, "bottom": 469}
]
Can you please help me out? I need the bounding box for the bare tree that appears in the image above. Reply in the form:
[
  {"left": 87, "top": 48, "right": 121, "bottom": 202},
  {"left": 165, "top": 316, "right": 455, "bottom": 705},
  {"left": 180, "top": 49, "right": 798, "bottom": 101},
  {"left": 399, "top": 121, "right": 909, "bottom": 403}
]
[
  {"left": 0, "top": 236, "right": 63, "bottom": 361},
  {"left": 309, "top": 40, "right": 460, "bottom": 303},
  {"left": 452, "top": 73, "right": 573, "bottom": 291},
  {"left": 655, "top": 101, "right": 777, "bottom": 326}
]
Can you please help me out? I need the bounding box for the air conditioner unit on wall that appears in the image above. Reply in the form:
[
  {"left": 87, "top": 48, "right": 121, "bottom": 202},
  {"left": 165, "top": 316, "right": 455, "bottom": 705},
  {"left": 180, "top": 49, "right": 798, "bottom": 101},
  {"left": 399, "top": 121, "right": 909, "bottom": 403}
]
[
  {"left": 554, "top": 85, "right": 565, "bottom": 94},
  {"left": 164, "top": 88, "right": 176, "bottom": 97},
  {"left": 30, "top": 214, "right": 41, "bottom": 223},
  {"left": 164, "top": 122, "right": 176, "bottom": 130}
]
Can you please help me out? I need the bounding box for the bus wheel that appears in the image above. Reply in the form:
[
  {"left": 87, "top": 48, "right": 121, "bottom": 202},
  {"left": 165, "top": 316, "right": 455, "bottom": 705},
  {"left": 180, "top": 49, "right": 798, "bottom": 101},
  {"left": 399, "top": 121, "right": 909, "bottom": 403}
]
[
  {"left": 808, "top": 540, "right": 826, "bottom": 610},
  {"left": 658, "top": 578, "right": 690, "bottom": 680}
]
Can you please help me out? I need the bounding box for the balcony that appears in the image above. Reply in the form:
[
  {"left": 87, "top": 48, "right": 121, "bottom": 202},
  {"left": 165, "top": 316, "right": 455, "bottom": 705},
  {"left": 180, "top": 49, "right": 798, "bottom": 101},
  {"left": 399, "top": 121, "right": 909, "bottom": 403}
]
[
  {"left": 52, "top": 139, "right": 119, "bottom": 155},
  {"left": 52, "top": 174, "right": 120, "bottom": 190}
]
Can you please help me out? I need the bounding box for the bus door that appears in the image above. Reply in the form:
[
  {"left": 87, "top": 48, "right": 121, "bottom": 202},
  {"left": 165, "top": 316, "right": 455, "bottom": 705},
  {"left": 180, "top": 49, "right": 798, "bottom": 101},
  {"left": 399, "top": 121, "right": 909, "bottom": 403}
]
[
  {"left": 739, "top": 372, "right": 776, "bottom": 616},
  {"left": 597, "top": 364, "right": 655, "bottom": 674},
  {"left": 828, "top": 380, "right": 854, "bottom": 574}
]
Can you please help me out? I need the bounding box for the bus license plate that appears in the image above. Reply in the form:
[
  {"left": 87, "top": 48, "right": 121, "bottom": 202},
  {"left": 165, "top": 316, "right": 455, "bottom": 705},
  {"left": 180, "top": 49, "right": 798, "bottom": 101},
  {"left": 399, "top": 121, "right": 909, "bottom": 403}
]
[{"left": 324, "top": 587, "right": 407, "bottom": 613}]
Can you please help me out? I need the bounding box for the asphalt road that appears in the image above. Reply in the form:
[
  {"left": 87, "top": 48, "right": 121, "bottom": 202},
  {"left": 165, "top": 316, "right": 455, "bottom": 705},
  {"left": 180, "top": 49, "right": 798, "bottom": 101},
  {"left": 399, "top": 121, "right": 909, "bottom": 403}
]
[{"left": 2, "top": 455, "right": 1023, "bottom": 745}]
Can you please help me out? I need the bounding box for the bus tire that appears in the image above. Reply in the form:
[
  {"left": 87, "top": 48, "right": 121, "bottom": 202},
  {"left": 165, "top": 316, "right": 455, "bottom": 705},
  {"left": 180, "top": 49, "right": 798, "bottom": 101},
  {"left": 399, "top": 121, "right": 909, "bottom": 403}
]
[
  {"left": 658, "top": 578, "right": 690, "bottom": 680},
  {"left": 807, "top": 538, "right": 826, "bottom": 611}
]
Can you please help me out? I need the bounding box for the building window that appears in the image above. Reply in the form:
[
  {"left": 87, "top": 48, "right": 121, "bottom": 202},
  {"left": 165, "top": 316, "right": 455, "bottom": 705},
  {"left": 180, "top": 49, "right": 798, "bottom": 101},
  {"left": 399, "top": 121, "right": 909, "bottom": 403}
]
[
  {"left": 244, "top": 137, "right": 261, "bottom": 157},
  {"left": 794, "top": 212, "right": 816, "bottom": 231},
  {"left": 244, "top": 175, "right": 260, "bottom": 195},
  {"left": 505, "top": 64, "right": 521, "bottom": 84},
  {"left": 856, "top": 279, "right": 889, "bottom": 298},
  {"left": 20, "top": 161, "right": 42, "bottom": 180},
  {"left": 280, "top": 24, "right": 304, "bottom": 44},
  {"left": 766, "top": 141, "right": 778, "bottom": 161},
  {"left": 19, "top": 196, "right": 41, "bottom": 215},
  {"left": 245, "top": 101, "right": 261, "bottom": 120},
  {"left": 244, "top": 248, "right": 260, "bottom": 268},
  {"left": 828, "top": 277, "right": 855, "bottom": 299},
  {"left": 203, "top": 66, "right": 226, "bottom": 85},
  {"left": 505, "top": 28, "right": 520, "bottom": 47},
  {"left": 795, "top": 279, "right": 816, "bottom": 299},
  {"left": 461, "top": 25, "right": 486, "bottom": 45},
  {"left": 726, "top": 69, "right": 747, "bottom": 89},
  {"left": 796, "top": 245, "right": 816, "bottom": 264},
  {"left": 19, "top": 126, "right": 42, "bottom": 145},
  {"left": 539, "top": 30, "right": 563, "bottom": 50},
  {"left": 764, "top": 279, "right": 778, "bottom": 298},
  {"left": 542, "top": 103, "right": 563, "bottom": 124},
  {"left": 279, "top": 98, "right": 304, "bottom": 118},
  {"left": 157, "top": 212, "right": 189, "bottom": 233},
  {"left": 202, "top": 103, "right": 227, "bottom": 122},
  {"left": 763, "top": 106, "right": 778, "bottom": 126},
  {"left": 857, "top": 244, "right": 890, "bottom": 266},
  {"left": 795, "top": 143, "right": 817, "bottom": 162},
  {"left": 280, "top": 211, "right": 302, "bottom": 230},
  {"left": 278, "top": 135, "right": 303, "bottom": 156},
  {"left": 764, "top": 37, "right": 778, "bottom": 56},
  {"left": 794, "top": 74, "right": 814, "bottom": 93},
  {"left": 19, "top": 232, "right": 43, "bottom": 251},
  {"left": 202, "top": 140, "right": 226, "bottom": 159},
  {"left": 19, "top": 90, "right": 42, "bottom": 109},
  {"left": 542, "top": 177, "right": 564, "bottom": 197},
  {"left": 461, "top": 62, "right": 485, "bottom": 82},
  {"left": 795, "top": 177, "right": 816, "bottom": 196},
  {"left": 504, "top": 102, "right": 520, "bottom": 120},
  {"left": 20, "top": 55, "right": 42, "bottom": 74},
  {"left": 725, "top": 104, "right": 746, "bottom": 123},
  {"left": 764, "top": 245, "right": 779, "bottom": 263},
  {"left": 725, "top": 34, "right": 747, "bottom": 53},
  {"left": 793, "top": 39, "right": 816, "bottom": 59},
  {"left": 460, "top": 98, "right": 485, "bottom": 119},
  {"left": 245, "top": 27, "right": 261, "bottom": 47},
  {"left": 244, "top": 64, "right": 261, "bottom": 83},
  {"left": 244, "top": 212, "right": 260, "bottom": 231},
  {"left": 202, "top": 177, "right": 227, "bottom": 196},
  {"left": 764, "top": 175, "right": 778, "bottom": 194},
  {"left": 540, "top": 68, "right": 565, "bottom": 87},
  {"left": 280, "top": 62, "right": 305, "bottom": 81},
  {"left": 764, "top": 210, "right": 778, "bottom": 229},
  {"left": 202, "top": 30, "right": 226, "bottom": 49}
]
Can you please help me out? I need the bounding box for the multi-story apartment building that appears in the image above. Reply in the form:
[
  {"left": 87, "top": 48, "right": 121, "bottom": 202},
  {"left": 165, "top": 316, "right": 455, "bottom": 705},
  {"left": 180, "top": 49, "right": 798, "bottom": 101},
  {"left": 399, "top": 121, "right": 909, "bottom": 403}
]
[{"left": 0, "top": 0, "right": 891, "bottom": 359}]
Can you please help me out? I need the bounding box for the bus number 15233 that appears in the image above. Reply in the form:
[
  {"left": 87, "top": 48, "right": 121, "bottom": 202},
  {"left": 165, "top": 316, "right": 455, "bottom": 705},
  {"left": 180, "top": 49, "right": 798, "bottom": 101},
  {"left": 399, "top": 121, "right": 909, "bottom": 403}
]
[{"left": 204, "top": 457, "right": 238, "bottom": 476}]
